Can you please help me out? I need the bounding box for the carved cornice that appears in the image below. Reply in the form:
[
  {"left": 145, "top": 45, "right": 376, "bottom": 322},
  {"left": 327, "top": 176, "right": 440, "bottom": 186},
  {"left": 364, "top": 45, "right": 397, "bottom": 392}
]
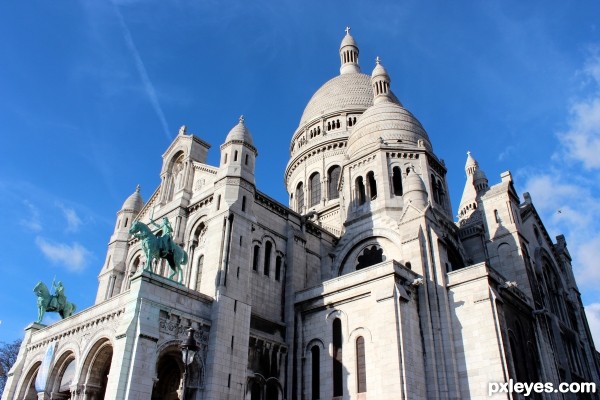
[
  {"left": 26, "top": 308, "right": 125, "bottom": 352},
  {"left": 187, "top": 194, "right": 214, "bottom": 214},
  {"left": 255, "top": 192, "right": 289, "bottom": 218}
]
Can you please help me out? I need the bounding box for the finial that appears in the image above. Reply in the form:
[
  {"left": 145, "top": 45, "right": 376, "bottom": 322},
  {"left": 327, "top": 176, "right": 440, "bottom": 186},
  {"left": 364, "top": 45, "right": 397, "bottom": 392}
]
[
  {"left": 179, "top": 125, "right": 187, "bottom": 135},
  {"left": 136, "top": 184, "right": 140, "bottom": 193},
  {"left": 239, "top": 115, "right": 245, "bottom": 124},
  {"left": 376, "top": 56, "right": 381, "bottom": 65},
  {"left": 467, "top": 150, "right": 471, "bottom": 155},
  {"left": 345, "top": 26, "right": 351, "bottom": 35}
]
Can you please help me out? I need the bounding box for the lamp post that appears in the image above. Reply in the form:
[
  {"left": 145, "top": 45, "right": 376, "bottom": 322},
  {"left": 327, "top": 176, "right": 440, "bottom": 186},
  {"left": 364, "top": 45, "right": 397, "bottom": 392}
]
[{"left": 181, "top": 327, "right": 199, "bottom": 400}]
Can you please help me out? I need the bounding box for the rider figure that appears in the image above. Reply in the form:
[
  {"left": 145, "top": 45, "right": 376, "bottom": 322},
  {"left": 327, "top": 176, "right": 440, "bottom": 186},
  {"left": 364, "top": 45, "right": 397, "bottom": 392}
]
[
  {"left": 151, "top": 216, "right": 173, "bottom": 254},
  {"left": 53, "top": 280, "right": 66, "bottom": 309}
]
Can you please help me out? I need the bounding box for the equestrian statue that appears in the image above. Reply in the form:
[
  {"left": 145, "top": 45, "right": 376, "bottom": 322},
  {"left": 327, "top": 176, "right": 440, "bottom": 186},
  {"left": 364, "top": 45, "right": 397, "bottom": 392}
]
[
  {"left": 128, "top": 217, "right": 188, "bottom": 283},
  {"left": 33, "top": 280, "right": 76, "bottom": 323}
]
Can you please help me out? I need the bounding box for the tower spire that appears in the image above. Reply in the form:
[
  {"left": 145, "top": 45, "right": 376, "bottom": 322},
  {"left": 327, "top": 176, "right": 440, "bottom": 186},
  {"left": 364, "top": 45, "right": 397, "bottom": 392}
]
[
  {"left": 339, "top": 27, "right": 360, "bottom": 74},
  {"left": 458, "top": 151, "right": 489, "bottom": 221}
]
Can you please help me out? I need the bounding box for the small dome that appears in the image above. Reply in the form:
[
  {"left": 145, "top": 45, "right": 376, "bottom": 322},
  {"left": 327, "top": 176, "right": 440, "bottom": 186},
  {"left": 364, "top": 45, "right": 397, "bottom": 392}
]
[
  {"left": 225, "top": 115, "right": 254, "bottom": 146},
  {"left": 340, "top": 31, "right": 357, "bottom": 49},
  {"left": 298, "top": 73, "right": 401, "bottom": 128},
  {"left": 371, "top": 57, "right": 389, "bottom": 79},
  {"left": 121, "top": 185, "right": 144, "bottom": 213},
  {"left": 346, "top": 101, "right": 430, "bottom": 158}
]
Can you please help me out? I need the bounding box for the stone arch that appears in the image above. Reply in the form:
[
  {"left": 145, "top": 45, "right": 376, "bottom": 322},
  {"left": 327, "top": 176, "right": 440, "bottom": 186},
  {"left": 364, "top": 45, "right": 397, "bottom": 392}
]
[
  {"left": 124, "top": 248, "right": 144, "bottom": 289},
  {"left": 47, "top": 349, "right": 77, "bottom": 398},
  {"left": 246, "top": 374, "right": 284, "bottom": 400},
  {"left": 304, "top": 338, "right": 325, "bottom": 355},
  {"left": 348, "top": 326, "right": 374, "bottom": 345},
  {"left": 79, "top": 338, "right": 113, "bottom": 400},
  {"left": 184, "top": 213, "right": 209, "bottom": 243},
  {"left": 327, "top": 164, "right": 341, "bottom": 200},
  {"left": 16, "top": 360, "right": 41, "bottom": 400},
  {"left": 187, "top": 218, "right": 208, "bottom": 289},
  {"left": 152, "top": 342, "right": 184, "bottom": 400},
  {"left": 335, "top": 230, "right": 402, "bottom": 276},
  {"left": 325, "top": 309, "right": 350, "bottom": 341},
  {"left": 168, "top": 151, "right": 187, "bottom": 198}
]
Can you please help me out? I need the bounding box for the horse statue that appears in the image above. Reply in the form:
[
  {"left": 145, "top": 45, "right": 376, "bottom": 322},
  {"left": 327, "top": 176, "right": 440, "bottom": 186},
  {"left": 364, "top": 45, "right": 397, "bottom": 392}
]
[
  {"left": 33, "top": 281, "right": 76, "bottom": 323},
  {"left": 128, "top": 220, "right": 188, "bottom": 283}
]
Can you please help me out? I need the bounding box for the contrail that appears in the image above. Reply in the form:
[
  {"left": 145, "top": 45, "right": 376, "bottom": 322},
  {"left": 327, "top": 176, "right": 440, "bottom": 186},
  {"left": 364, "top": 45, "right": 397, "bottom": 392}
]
[{"left": 112, "top": 2, "right": 172, "bottom": 140}]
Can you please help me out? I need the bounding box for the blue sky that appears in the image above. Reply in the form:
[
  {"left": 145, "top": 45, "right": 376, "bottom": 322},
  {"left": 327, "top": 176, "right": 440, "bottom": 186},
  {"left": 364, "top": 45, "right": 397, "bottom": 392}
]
[{"left": 1, "top": 0, "right": 600, "bottom": 347}]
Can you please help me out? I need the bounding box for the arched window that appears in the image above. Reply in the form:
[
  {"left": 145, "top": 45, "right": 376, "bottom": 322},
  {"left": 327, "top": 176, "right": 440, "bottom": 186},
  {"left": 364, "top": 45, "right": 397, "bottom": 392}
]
[
  {"left": 311, "top": 346, "right": 320, "bottom": 400},
  {"left": 234, "top": 150, "right": 238, "bottom": 162},
  {"left": 252, "top": 245, "right": 260, "bottom": 271},
  {"left": 356, "top": 177, "right": 366, "bottom": 206},
  {"left": 195, "top": 255, "right": 204, "bottom": 291},
  {"left": 392, "top": 166, "right": 403, "bottom": 196},
  {"left": 356, "top": 245, "right": 384, "bottom": 270},
  {"left": 264, "top": 241, "right": 272, "bottom": 276},
  {"left": 224, "top": 152, "right": 228, "bottom": 164},
  {"left": 356, "top": 336, "right": 366, "bottom": 393},
  {"left": 367, "top": 171, "right": 377, "bottom": 199},
  {"left": 310, "top": 172, "right": 321, "bottom": 207},
  {"left": 217, "top": 194, "right": 221, "bottom": 210},
  {"left": 296, "top": 182, "right": 304, "bottom": 213},
  {"left": 275, "top": 256, "right": 282, "bottom": 281},
  {"left": 431, "top": 174, "right": 439, "bottom": 203},
  {"left": 437, "top": 179, "right": 445, "bottom": 206},
  {"left": 333, "top": 318, "right": 343, "bottom": 397},
  {"left": 328, "top": 165, "right": 341, "bottom": 200}
]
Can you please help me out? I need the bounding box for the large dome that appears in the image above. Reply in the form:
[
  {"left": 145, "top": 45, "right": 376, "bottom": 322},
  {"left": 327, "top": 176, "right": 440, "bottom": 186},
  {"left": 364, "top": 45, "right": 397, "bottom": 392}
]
[
  {"left": 298, "top": 73, "right": 401, "bottom": 128},
  {"left": 299, "top": 73, "right": 374, "bottom": 127},
  {"left": 346, "top": 101, "right": 431, "bottom": 158}
]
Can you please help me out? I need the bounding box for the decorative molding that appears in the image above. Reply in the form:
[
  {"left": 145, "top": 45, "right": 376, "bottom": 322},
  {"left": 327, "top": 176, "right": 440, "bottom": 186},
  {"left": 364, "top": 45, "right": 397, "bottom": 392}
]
[{"left": 26, "top": 308, "right": 125, "bottom": 352}]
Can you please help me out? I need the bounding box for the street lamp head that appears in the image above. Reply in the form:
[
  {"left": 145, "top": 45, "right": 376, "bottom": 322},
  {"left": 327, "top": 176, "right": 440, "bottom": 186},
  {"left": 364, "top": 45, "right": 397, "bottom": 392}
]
[{"left": 181, "top": 327, "right": 199, "bottom": 365}]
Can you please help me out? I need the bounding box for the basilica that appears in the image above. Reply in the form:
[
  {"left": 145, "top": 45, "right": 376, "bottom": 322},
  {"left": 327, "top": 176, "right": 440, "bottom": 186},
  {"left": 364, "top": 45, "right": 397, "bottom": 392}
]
[{"left": 3, "top": 29, "right": 600, "bottom": 400}]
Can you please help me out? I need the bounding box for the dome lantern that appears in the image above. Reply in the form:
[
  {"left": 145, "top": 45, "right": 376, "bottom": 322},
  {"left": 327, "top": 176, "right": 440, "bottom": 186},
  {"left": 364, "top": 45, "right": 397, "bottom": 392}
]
[
  {"left": 371, "top": 57, "right": 392, "bottom": 104},
  {"left": 339, "top": 27, "right": 360, "bottom": 75}
]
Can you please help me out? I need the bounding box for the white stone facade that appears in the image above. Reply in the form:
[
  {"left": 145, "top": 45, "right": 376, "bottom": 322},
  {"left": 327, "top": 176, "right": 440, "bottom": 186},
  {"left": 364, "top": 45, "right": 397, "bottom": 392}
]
[{"left": 3, "top": 30, "right": 600, "bottom": 400}]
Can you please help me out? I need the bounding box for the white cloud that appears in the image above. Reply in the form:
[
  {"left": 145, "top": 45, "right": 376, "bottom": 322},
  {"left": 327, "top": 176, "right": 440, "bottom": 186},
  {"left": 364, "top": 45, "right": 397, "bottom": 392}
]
[
  {"left": 20, "top": 200, "right": 42, "bottom": 232},
  {"left": 585, "top": 303, "right": 600, "bottom": 351},
  {"left": 57, "top": 204, "right": 82, "bottom": 233},
  {"left": 35, "top": 237, "right": 91, "bottom": 272},
  {"left": 522, "top": 49, "right": 600, "bottom": 300},
  {"left": 559, "top": 52, "right": 600, "bottom": 170}
]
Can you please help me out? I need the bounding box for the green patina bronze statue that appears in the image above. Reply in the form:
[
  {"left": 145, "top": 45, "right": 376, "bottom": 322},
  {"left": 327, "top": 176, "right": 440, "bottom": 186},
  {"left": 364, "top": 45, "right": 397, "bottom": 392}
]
[
  {"left": 33, "top": 280, "right": 76, "bottom": 323},
  {"left": 128, "top": 218, "right": 188, "bottom": 283}
]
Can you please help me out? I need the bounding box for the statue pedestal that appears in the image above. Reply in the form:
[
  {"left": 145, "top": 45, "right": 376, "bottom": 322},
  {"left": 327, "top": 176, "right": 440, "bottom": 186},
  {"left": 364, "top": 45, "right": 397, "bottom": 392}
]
[{"left": 26, "top": 322, "right": 46, "bottom": 330}]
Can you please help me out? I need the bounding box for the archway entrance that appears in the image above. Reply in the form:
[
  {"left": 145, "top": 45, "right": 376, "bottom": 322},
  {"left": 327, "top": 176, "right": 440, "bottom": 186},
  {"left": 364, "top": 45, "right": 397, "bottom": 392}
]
[
  {"left": 17, "top": 362, "right": 40, "bottom": 400},
  {"left": 152, "top": 350, "right": 183, "bottom": 400},
  {"left": 81, "top": 339, "right": 113, "bottom": 399},
  {"left": 48, "top": 352, "right": 76, "bottom": 399}
]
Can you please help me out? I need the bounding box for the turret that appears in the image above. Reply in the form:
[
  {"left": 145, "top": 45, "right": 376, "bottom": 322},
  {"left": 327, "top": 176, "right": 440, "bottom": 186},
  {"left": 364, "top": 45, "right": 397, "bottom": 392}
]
[
  {"left": 96, "top": 185, "right": 144, "bottom": 303},
  {"left": 371, "top": 57, "right": 391, "bottom": 104},
  {"left": 458, "top": 151, "right": 489, "bottom": 221},
  {"left": 216, "top": 116, "right": 258, "bottom": 185},
  {"left": 339, "top": 27, "right": 360, "bottom": 74}
]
